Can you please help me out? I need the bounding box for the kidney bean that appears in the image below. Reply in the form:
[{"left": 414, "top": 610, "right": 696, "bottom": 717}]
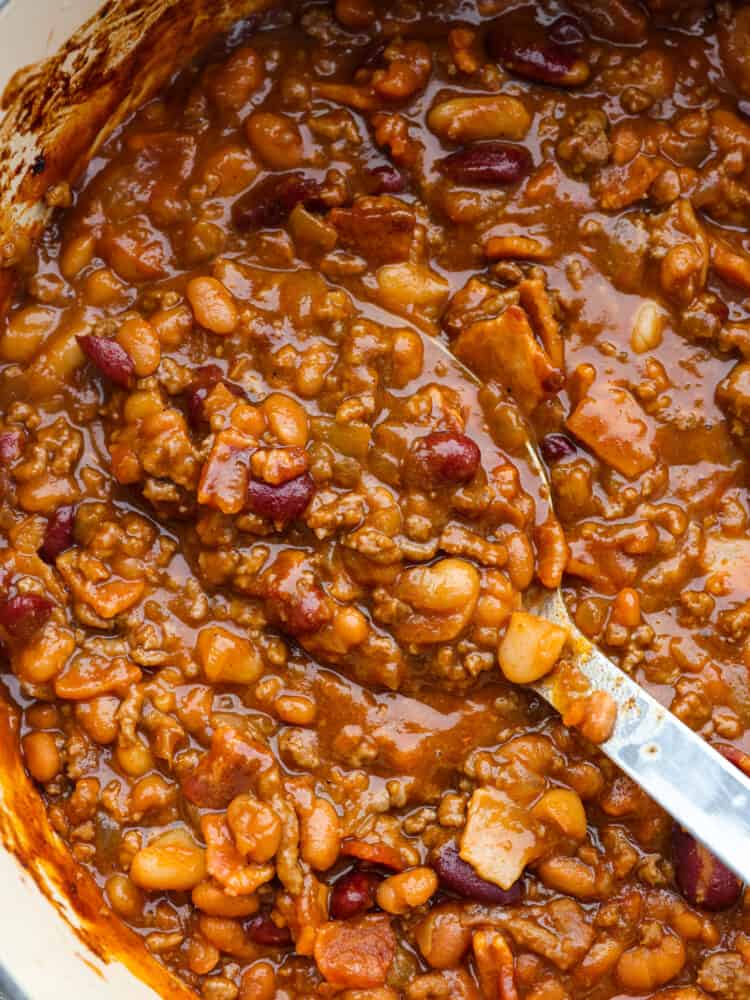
[
  {"left": 185, "top": 364, "right": 246, "bottom": 428},
  {"left": 717, "top": 743, "right": 750, "bottom": 777},
  {"left": 540, "top": 433, "right": 577, "bottom": 464},
  {"left": 565, "top": 0, "right": 647, "bottom": 44},
  {"left": 232, "top": 173, "right": 324, "bottom": 231},
  {"left": 246, "top": 471, "right": 315, "bottom": 522},
  {"left": 330, "top": 869, "right": 382, "bottom": 920},
  {"left": 247, "top": 913, "right": 292, "bottom": 947},
  {"left": 404, "top": 431, "right": 481, "bottom": 488},
  {"left": 77, "top": 334, "right": 135, "bottom": 388},
  {"left": 39, "top": 505, "right": 75, "bottom": 563},
  {"left": 488, "top": 26, "right": 590, "bottom": 86},
  {"left": 432, "top": 842, "right": 522, "bottom": 904},
  {"left": 365, "top": 164, "right": 406, "bottom": 194},
  {"left": 0, "top": 429, "right": 25, "bottom": 463},
  {"left": 0, "top": 594, "right": 54, "bottom": 642},
  {"left": 548, "top": 15, "right": 585, "bottom": 46},
  {"left": 673, "top": 825, "right": 741, "bottom": 910},
  {"left": 436, "top": 143, "right": 532, "bottom": 187}
]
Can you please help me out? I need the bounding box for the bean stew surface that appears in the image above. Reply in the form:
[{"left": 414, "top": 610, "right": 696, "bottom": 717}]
[{"left": 2, "top": 1, "right": 750, "bottom": 997}]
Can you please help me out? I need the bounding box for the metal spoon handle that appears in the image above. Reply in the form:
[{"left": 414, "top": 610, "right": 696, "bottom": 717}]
[{"left": 532, "top": 587, "right": 750, "bottom": 886}]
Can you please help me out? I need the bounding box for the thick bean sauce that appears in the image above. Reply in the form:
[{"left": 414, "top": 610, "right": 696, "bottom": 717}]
[{"left": 2, "top": 1, "right": 750, "bottom": 998}]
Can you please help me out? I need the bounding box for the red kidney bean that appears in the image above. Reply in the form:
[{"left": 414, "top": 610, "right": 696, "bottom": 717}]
[
  {"left": 232, "top": 173, "right": 324, "bottom": 231},
  {"left": 246, "top": 471, "right": 315, "bottom": 522},
  {"left": 432, "top": 842, "right": 522, "bottom": 904},
  {"left": 39, "top": 505, "right": 75, "bottom": 563},
  {"left": 540, "top": 433, "right": 577, "bottom": 464},
  {"left": 0, "top": 429, "right": 25, "bottom": 463},
  {"left": 247, "top": 913, "right": 292, "bottom": 947},
  {"left": 716, "top": 743, "right": 750, "bottom": 778},
  {"left": 185, "top": 364, "right": 246, "bottom": 428},
  {"left": 487, "top": 25, "right": 590, "bottom": 86},
  {"left": 404, "top": 431, "right": 481, "bottom": 488},
  {"left": 548, "top": 15, "right": 585, "bottom": 46},
  {"left": 565, "top": 0, "right": 647, "bottom": 44},
  {"left": 673, "top": 825, "right": 741, "bottom": 910},
  {"left": 436, "top": 143, "right": 532, "bottom": 187},
  {"left": 365, "top": 164, "right": 406, "bottom": 194},
  {"left": 330, "top": 869, "right": 382, "bottom": 920},
  {"left": 0, "top": 593, "right": 54, "bottom": 642},
  {"left": 77, "top": 334, "right": 135, "bottom": 388}
]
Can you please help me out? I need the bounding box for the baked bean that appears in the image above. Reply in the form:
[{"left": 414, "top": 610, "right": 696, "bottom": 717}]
[
  {"left": 150, "top": 303, "right": 193, "bottom": 347},
  {"left": 376, "top": 867, "right": 438, "bottom": 915},
  {"left": 616, "top": 929, "right": 686, "bottom": 992},
  {"left": 192, "top": 880, "right": 261, "bottom": 918},
  {"left": 60, "top": 233, "right": 96, "bottom": 280},
  {"left": 130, "top": 828, "right": 207, "bottom": 892},
  {"left": 75, "top": 696, "right": 120, "bottom": 744},
  {"left": 83, "top": 267, "right": 125, "bottom": 306},
  {"left": 227, "top": 794, "right": 282, "bottom": 863},
  {"left": 631, "top": 300, "right": 665, "bottom": 353},
  {"left": 116, "top": 317, "right": 161, "bottom": 376},
  {"left": 16, "top": 624, "right": 75, "bottom": 685},
  {"left": 106, "top": 874, "right": 146, "bottom": 921},
  {"left": 273, "top": 693, "right": 316, "bottom": 725},
  {"left": 115, "top": 735, "right": 155, "bottom": 777},
  {"left": 187, "top": 277, "right": 239, "bottom": 334},
  {"left": 208, "top": 46, "right": 263, "bottom": 111},
  {"left": 415, "top": 903, "right": 472, "bottom": 969},
  {"left": 300, "top": 796, "right": 341, "bottom": 871},
  {"left": 130, "top": 773, "right": 175, "bottom": 816},
  {"left": 245, "top": 112, "right": 304, "bottom": 169},
  {"left": 25, "top": 704, "right": 59, "bottom": 730},
  {"left": 21, "top": 731, "right": 61, "bottom": 783},
  {"left": 394, "top": 558, "right": 480, "bottom": 643},
  {"left": 335, "top": 0, "right": 376, "bottom": 28},
  {"left": 565, "top": 691, "right": 618, "bottom": 745},
  {"left": 196, "top": 626, "right": 264, "bottom": 684},
  {"left": 239, "top": 962, "right": 276, "bottom": 1000},
  {"left": 0, "top": 305, "right": 56, "bottom": 362},
  {"left": 427, "top": 96, "right": 531, "bottom": 142}
]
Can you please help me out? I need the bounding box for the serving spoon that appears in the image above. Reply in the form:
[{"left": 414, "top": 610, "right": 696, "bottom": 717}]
[{"left": 436, "top": 337, "right": 750, "bottom": 890}]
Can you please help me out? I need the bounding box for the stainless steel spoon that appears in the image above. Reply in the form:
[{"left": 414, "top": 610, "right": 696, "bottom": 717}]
[{"left": 439, "top": 339, "right": 750, "bottom": 888}]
